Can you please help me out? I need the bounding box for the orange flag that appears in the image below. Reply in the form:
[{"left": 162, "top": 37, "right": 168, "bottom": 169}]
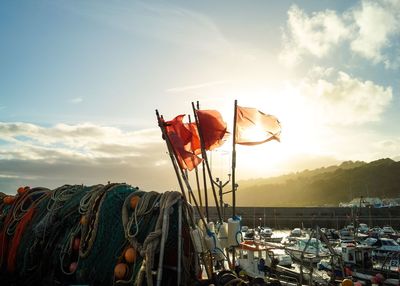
[
  {"left": 196, "top": 110, "right": 227, "bottom": 151},
  {"left": 164, "top": 115, "right": 202, "bottom": 171},
  {"left": 235, "top": 106, "right": 281, "bottom": 145},
  {"left": 185, "top": 122, "right": 201, "bottom": 155}
]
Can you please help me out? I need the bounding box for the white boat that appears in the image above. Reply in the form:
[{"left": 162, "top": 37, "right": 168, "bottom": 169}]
[
  {"left": 364, "top": 237, "right": 400, "bottom": 258},
  {"left": 289, "top": 227, "right": 302, "bottom": 237},
  {"left": 357, "top": 223, "right": 369, "bottom": 234},
  {"left": 271, "top": 249, "right": 293, "bottom": 267},
  {"left": 317, "top": 241, "right": 399, "bottom": 285},
  {"left": 236, "top": 241, "right": 322, "bottom": 285},
  {"left": 260, "top": 227, "right": 273, "bottom": 237},
  {"left": 285, "top": 237, "right": 330, "bottom": 263}
]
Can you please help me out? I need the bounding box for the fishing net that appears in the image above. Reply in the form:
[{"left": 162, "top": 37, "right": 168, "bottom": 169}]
[{"left": 0, "top": 183, "right": 196, "bottom": 286}]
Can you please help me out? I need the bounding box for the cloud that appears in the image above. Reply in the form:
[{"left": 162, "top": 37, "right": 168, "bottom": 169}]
[
  {"left": 374, "top": 138, "right": 400, "bottom": 154},
  {"left": 280, "top": 5, "right": 350, "bottom": 66},
  {"left": 0, "top": 122, "right": 163, "bottom": 161},
  {"left": 280, "top": 0, "right": 400, "bottom": 68},
  {"left": 350, "top": 0, "right": 400, "bottom": 68},
  {"left": 297, "top": 68, "right": 393, "bottom": 125},
  {"left": 0, "top": 121, "right": 181, "bottom": 194},
  {"left": 70, "top": 97, "right": 83, "bottom": 104}
]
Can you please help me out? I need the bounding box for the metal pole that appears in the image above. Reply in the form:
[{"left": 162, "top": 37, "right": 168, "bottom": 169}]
[
  {"left": 232, "top": 100, "right": 238, "bottom": 218},
  {"left": 219, "top": 180, "right": 223, "bottom": 220}
]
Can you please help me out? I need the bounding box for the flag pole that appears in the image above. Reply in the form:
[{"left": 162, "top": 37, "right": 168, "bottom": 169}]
[
  {"left": 156, "top": 110, "right": 187, "bottom": 201},
  {"left": 188, "top": 115, "right": 203, "bottom": 209},
  {"left": 197, "top": 101, "right": 209, "bottom": 221},
  {"left": 192, "top": 102, "right": 223, "bottom": 223},
  {"left": 184, "top": 169, "right": 192, "bottom": 204},
  {"left": 156, "top": 110, "right": 208, "bottom": 228},
  {"left": 231, "top": 100, "right": 238, "bottom": 218}
]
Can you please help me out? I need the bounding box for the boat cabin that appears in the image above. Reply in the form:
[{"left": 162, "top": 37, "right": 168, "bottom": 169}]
[{"left": 341, "top": 243, "right": 374, "bottom": 268}]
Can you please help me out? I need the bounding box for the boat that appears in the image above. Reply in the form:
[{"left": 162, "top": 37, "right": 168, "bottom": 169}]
[
  {"left": 285, "top": 237, "right": 330, "bottom": 264},
  {"left": 357, "top": 223, "right": 369, "bottom": 234},
  {"left": 289, "top": 227, "right": 303, "bottom": 237},
  {"left": 363, "top": 237, "right": 400, "bottom": 258},
  {"left": 260, "top": 227, "right": 273, "bottom": 237},
  {"left": 236, "top": 240, "right": 325, "bottom": 285},
  {"left": 318, "top": 240, "right": 400, "bottom": 285}
]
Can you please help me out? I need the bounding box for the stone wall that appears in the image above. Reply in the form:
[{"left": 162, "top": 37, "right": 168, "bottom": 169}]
[{"left": 202, "top": 206, "right": 400, "bottom": 229}]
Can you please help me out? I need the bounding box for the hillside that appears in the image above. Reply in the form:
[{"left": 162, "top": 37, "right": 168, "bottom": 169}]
[{"left": 236, "top": 158, "right": 400, "bottom": 207}]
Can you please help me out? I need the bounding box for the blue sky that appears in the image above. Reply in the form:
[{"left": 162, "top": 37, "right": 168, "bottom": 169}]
[{"left": 1, "top": 0, "right": 399, "bottom": 195}]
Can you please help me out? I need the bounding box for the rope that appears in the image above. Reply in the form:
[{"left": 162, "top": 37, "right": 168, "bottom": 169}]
[{"left": 79, "top": 184, "right": 117, "bottom": 258}]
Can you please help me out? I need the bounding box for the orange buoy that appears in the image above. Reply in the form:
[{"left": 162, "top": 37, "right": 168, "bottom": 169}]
[
  {"left": 130, "top": 196, "right": 140, "bottom": 209},
  {"left": 80, "top": 216, "right": 87, "bottom": 225},
  {"left": 73, "top": 237, "right": 80, "bottom": 251},
  {"left": 114, "top": 263, "right": 128, "bottom": 280},
  {"left": 17, "top": 187, "right": 25, "bottom": 195},
  {"left": 341, "top": 279, "right": 353, "bottom": 286},
  {"left": 3, "top": 196, "right": 15, "bottom": 205},
  {"left": 69, "top": 262, "right": 78, "bottom": 273},
  {"left": 124, "top": 247, "right": 136, "bottom": 264}
]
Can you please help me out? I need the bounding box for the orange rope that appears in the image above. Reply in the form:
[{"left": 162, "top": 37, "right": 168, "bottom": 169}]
[
  {"left": 0, "top": 207, "right": 14, "bottom": 268},
  {"left": 7, "top": 207, "right": 36, "bottom": 272}
]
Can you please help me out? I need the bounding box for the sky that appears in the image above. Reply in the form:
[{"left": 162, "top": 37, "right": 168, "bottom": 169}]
[{"left": 1, "top": 0, "right": 400, "bottom": 195}]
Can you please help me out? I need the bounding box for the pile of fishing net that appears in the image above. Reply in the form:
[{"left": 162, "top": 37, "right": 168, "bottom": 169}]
[{"left": 0, "top": 184, "right": 197, "bottom": 285}]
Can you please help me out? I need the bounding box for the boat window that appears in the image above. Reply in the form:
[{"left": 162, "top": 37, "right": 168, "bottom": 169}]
[{"left": 242, "top": 250, "right": 248, "bottom": 259}]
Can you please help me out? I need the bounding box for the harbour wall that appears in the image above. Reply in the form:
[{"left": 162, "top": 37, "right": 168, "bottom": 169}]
[{"left": 204, "top": 206, "right": 400, "bottom": 229}]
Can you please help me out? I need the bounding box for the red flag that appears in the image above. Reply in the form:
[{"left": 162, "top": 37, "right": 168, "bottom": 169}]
[
  {"left": 185, "top": 122, "right": 201, "bottom": 155},
  {"left": 196, "top": 110, "right": 227, "bottom": 151},
  {"left": 164, "top": 115, "right": 202, "bottom": 171},
  {"left": 235, "top": 105, "right": 281, "bottom": 145}
]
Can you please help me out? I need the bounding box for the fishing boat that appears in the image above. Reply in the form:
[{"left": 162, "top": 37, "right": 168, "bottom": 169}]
[
  {"left": 285, "top": 237, "right": 330, "bottom": 264},
  {"left": 236, "top": 240, "right": 325, "bottom": 285},
  {"left": 317, "top": 240, "right": 400, "bottom": 285},
  {"left": 364, "top": 237, "right": 400, "bottom": 258}
]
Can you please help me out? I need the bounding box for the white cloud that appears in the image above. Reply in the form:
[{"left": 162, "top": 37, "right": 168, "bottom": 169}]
[
  {"left": 280, "top": 5, "right": 350, "bottom": 66},
  {"left": 350, "top": 0, "right": 400, "bottom": 67},
  {"left": 0, "top": 122, "right": 181, "bottom": 193},
  {"left": 0, "top": 122, "right": 162, "bottom": 160},
  {"left": 297, "top": 69, "right": 393, "bottom": 125},
  {"left": 280, "top": 0, "right": 400, "bottom": 68}
]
